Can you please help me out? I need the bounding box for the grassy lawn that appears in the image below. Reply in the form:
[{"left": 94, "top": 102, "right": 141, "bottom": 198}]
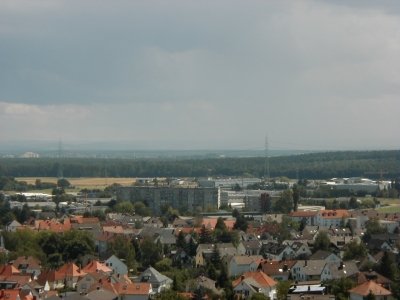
[{"left": 376, "top": 204, "right": 400, "bottom": 213}]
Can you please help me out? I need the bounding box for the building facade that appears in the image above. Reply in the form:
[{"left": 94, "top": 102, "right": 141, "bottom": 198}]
[{"left": 117, "top": 186, "right": 219, "bottom": 214}]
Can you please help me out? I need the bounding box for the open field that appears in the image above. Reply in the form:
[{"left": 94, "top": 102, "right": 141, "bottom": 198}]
[
  {"left": 376, "top": 205, "right": 400, "bottom": 213},
  {"left": 17, "top": 177, "right": 136, "bottom": 189}
]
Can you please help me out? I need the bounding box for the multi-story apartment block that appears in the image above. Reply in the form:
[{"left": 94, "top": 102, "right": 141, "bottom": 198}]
[{"left": 117, "top": 186, "right": 218, "bottom": 214}]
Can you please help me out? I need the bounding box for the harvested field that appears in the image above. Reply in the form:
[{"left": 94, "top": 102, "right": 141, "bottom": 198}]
[{"left": 17, "top": 177, "right": 135, "bottom": 188}]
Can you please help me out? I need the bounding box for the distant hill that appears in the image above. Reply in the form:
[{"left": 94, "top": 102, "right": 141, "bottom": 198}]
[{"left": 0, "top": 150, "right": 399, "bottom": 180}]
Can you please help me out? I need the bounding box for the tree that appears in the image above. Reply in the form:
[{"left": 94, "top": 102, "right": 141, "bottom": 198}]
[
  {"left": 62, "top": 230, "right": 95, "bottom": 263},
  {"left": 379, "top": 251, "right": 398, "bottom": 280},
  {"left": 108, "top": 235, "right": 136, "bottom": 272},
  {"left": 250, "top": 293, "right": 268, "bottom": 300},
  {"left": 274, "top": 189, "right": 293, "bottom": 214},
  {"left": 326, "top": 278, "right": 355, "bottom": 300},
  {"left": 276, "top": 280, "right": 291, "bottom": 300},
  {"left": 215, "top": 217, "right": 227, "bottom": 231},
  {"left": 114, "top": 201, "right": 134, "bottom": 214},
  {"left": 140, "top": 237, "right": 162, "bottom": 267},
  {"left": 363, "top": 218, "right": 387, "bottom": 242},
  {"left": 57, "top": 178, "right": 71, "bottom": 189},
  {"left": 292, "top": 184, "right": 300, "bottom": 212},
  {"left": 365, "top": 291, "right": 376, "bottom": 300},
  {"left": 313, "top": 231, "right": 330, "bottom": 252},
  {"left": 349, "top": 197, "right": 359, "bottom": 209},
  {"left": 199, "top": 225, "right": 213, "bottom": 244},
  {"left": 343, "top": 240, "right": 367, "bottom": 260},
  {"left": 176, "top": 231, "right": 186, "bottom": 250}
]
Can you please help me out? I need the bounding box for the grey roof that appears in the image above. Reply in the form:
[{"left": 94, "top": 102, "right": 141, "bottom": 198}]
[
  {"left": 310, "top": 250, "right": 338, "bottom": 260},
  {"left": 294, "top": 260, "right": 327, "bottom": 276},
  {"left": 139, "top": 266, "right": 173, "bottom": 285},
  {"left": 261, "top": 243, "right": 288, "bottom": 255},
  {"left": 327, "top": 261, "right": 359, "bottom": 279},
  {"left": 86, "top": 289, "right": 118, "bottom": 300}
]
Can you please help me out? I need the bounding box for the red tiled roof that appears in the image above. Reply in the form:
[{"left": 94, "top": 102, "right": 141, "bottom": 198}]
[
  {"left": 0, "top": 264, "right": 20, "bottom": 276},
  {"left": 0, "top": 290, "right": 21, "bottom": 300},
  {"left": 58, "top": 262, "right": 86, "bottom": 277},
  {"left": 260, "top": 260, "right": 297, "bottom": 276},
  {"left": 114, "top": 282, "right": 151, "bottom": 295},
  {"left": 349, "top": 281, "right": 392, "bottom": 296},
  {"left": 290, "top": 211, "right": 318, "bottom": 217},
  {"left": 83, "top": 260, "right": 112, "bottom": 274},
  {"left": 232, "top": 270, "right": 277, "bottom": 288},
  {"left": 202, "top": 218, "right": 235, "bottom": 230},
  {"left": 320, "top": 210, "right": 350, "bottom": 219}
]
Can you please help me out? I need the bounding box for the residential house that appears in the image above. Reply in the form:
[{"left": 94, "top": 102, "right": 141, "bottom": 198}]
[
  {"left": 5, "top": 220, "right": 22, "bottom": 232},
  {"left": 105, "top": 255, "right": 128, "bottom": 276},
  {"left": 288, "top": 211, "right": 318, "bottom": 226},
  {"left": 82, "top": 260, "right": 112, "bottom": 275},
  {"left": 37, "top": 269, "right": 65, "bottom": 290},
  {"left": 12, "top": 256, "right": 42, "bottom": 276},
  {"left": 320, "top": 261, "right": 359, "bottom": 281},
  {"left": 195, "top": 243, "right": 245, "bottom": 267},
  {"left": 261, "top": 243, "right": 295, "bottom": 261},
  {"left": 351, "top": 271, "right": 393, "bottom": 291},
  {"left": 316, "top": 210, "right": 350, "bottom": 228},
  {"left": 57, "top": 262, "right": 86, "bottom": 288},
  {"left": 114, "top": 282, "right": 152, "bottom": 300},
  {"left": 242, "top": 240, "right": 262, "bottom": 256},
  {"left": 232, "top": 270, "right": 277, "bottom": 300},
  {"left": 227, "top": 255, "right": 263, "bottom": 277},
  {"left": 349, "top": 280, "right": 393, "bottom": 300},
  {"left": 138, "top": 266, "right": 172, "bottom": 294},
  {"left": 258, "top": 260, "right": 297, "bottom": 281},
  {"left": 309, "top": 250, "right": 341, "bottom": 264},
  {"left": 0, "top": 289, "right": 29, "bottom": 300},
  {"left": 192, "top": 275, "right": 222, "bottom": 297},
  {"left": 285, "top": 241, "right": 312, "bottom": 259},
  {"left": 291, "top": 260, "right": 326, "bottom": 281},
  {"left": 85, "top": 288, "right": 118, "bottom": 300}
]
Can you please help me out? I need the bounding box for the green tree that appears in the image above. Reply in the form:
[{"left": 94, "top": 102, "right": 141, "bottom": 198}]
[
  {"left": 199, "top": 225, "right": 213, "bottom": 244},
  {"left": 176, "top": 231, "right": 186, "bottom": 249},
  {"left": 57, "top": 178, "right": 71, "bottom": 189},
  {"left": 140, "top": 237, "right": 162, "bottom": 267},
  {"left": 276, "top": 280, "right": 291, "bottom": 300},
  {"left": 155, "top": 258, "right": 172, "bottom": 272},
  {"left": 215, "top": 217, "right": 227, "bottom": 231},
  {"left": 328, "top": 278, "right": 355, "bottom": 300},
  {"left": 349, "top": 197, "right": 359, "bottom": 209},
  {"left": 115, "top": 201, "right": 135, "bottom": 214},
  {"left": 313, "top": 231, "right": 330, "bottom": 252},
  {"left": 343, "top": 240, "right": 367, "bottom": 260},
  {"left": 274, "top": 189, "right": 293, "bottom": 213},
  {"left": 108, "top": 235, "right": 136, "bottom": 273},
  {"left": 155, "top": 289, "right": 186, "bottom": 300},
  {"left": 62, "top": 230, "right": 95, "bottom": 263},
  {"left": 292, "top": 184, "right": 300, "bottom": 212},
  {"left": 250, "top": 293, "right": 268, "bottom": 300},
  {"left": 365, "top": 291, "right": 376, "bottom": 300}
]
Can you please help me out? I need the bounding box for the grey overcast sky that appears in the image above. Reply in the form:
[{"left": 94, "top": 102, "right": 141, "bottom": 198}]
[{"left": 1, "top": 0, "right": 399, "bottom": 150}]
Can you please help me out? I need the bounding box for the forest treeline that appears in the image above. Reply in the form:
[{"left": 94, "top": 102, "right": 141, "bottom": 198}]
[{"left": 0, "top": 150, "right": 399, "bottom": 179}]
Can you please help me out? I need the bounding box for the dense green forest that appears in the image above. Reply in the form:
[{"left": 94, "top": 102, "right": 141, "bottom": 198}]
[{"left": 0, "top": 150, "right": 399, "bottom": 179}]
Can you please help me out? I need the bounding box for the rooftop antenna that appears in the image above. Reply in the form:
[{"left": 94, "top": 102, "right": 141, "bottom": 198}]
[{"left": 264, "top": 135, "right": 270, "bottom": 182}]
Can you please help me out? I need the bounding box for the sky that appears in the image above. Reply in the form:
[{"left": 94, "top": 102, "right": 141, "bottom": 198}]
[{"left": 0, "top": 0, "right": 400, "bottom": 151}]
